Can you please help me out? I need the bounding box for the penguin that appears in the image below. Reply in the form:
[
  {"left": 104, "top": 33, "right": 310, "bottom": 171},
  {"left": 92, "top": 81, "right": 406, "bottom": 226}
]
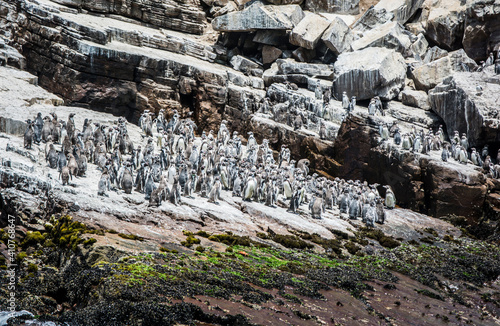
[
  {"left": 57, "top": 150, "right": 67, "bottom": 172},
  {"left": 169, "top": 177, "right": 181, "bottom": 205},
  {"left": 46, "top": 144, "right": 58, "bottom": 169},
  {"left": 384, "top": 186, "right": 396, "bottom": 209},
  {"left": 481, "top": 145, "right": 489, "bottom": 159},
  {"left": 265, "top": 179, "right": 277, "bottom": 208},
  {"left": 297, "top": 159, "right": 310, "bottom": 176},
  {"left": 376, "top": 197, "right": 385, "bottom": 224},
  {"left": 24, "top": 121, "right": 34, "bottom": 149},
  {"left": 393, "top": 129, "right": 401, "bottom": 145},
  {"left": 243, "top": 174, "right": 257, "bottom": 201},
  {"left": 41, "top": 116, "right": 52, "bottom": 143},
  {"left": 342, "top": 91, "right": 349, "bottom": 111},
  {"left": 379, "top": 124, "right": 389, "bottom": 141},
  {"left": 402, "top": 134, "right": 411, "bottom": 150},
  {"left": 459, "top": 146, "right": 468, "bottom": 164},
  {"left": 208, "top": 176, "right": 222, "bottom": 204},
  {"left": 144, "top": 171, "right": 156, "bottom": 200},
  {"left": 67, "top": 153, "right": 79, "bottom": 178},
  {"left": 319, "top": 122, "right": 327, "bottom": 140},
  {"left": 232, "top": 172, "right": 243, "bottom": 197},
  {"left": 348, "top": 195, "right": 360, "bottom": 219},
  {"left": 365, "top": 201, "right": 377, "bottom": 227},
  {"left": 34, "top": 112, "right": 43, "bottom": 143},
  {"left": 60, "top": 166, "right": 71, "bottom": 186},
  {"left": 247, "top": 132, "right": 257, "bottom": 149},
  {"left": 348, "top": 96, "right": 356, "bottom": 113},
  {"left": 441, "top": 144, "right": 449, "bottom": 162},
  {"left": 288, "top": 187, "right": 301, "bottom": 214},
  {"left": 66, "top": 113, "right": 75, "bottom": 140},
  {"left": 97, "top": 169, "right": 111, "bottom": 197},
  {"left": 368, "top": 99, "right": 376, "bottom": 115},
  {"left": 309, "top": 196, "right": 324, "bottom": 219},
  {"left": 339, "top": 191, "right": 349, "bottom": 214},
  {"left": 121, "top": 167, "right": 134, "bottom": 194},
  {"left": 186, "top": 169, "right": 198, "bottom": 199},
  {"left": 471, "top": 148, "right": 479, "bottom": 165}
]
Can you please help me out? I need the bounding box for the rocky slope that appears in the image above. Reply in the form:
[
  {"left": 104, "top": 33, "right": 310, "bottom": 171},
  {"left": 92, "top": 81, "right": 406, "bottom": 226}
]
[{"left": 1, "top": 0, "right": 500, "bottom": 324}]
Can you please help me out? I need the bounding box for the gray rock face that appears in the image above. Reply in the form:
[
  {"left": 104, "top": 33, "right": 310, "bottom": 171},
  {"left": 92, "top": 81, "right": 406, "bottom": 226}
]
[
  {"left": 321, "top": 16, "right": 354, "bottom": 55},
  {"left": 429, "top": 67, "right": 500, "bottom": 147},
  {"left": 262, "top": 45, "right": 283, "bottom": 65},
  {"left": 463, "top": 0, "right": 500, "bottom": 61},
  {"left": 289, "top": 13, "right": 331, "bottom": 50},
  {"left": 424, "top": 0, "right": 467, "bottom": 51},
  {"left": 351, "top": 6, "right": 394, "bottom": 33},
  {"left": 350, "top": 21, "right": 413, "bottom": 56},
  {"left": 230, "top": 55, "right": 262, "bottom": 74},
  {"left": 276, "top": 59, "right": 334, "bottom": 78},
  {"left": 212, "top": 2, "right": 304, "bottom": 32},
  {"left": 266, "top": 0, "right": 303, "bottom": 5},
  {"left": 305, "top": 0, "right": 359, "bottom": 14},
  {"left": 410, "top": 33, "right": 429, "bottom": 59},
  {"left": 400, "top": 89, "right": 429, "bottom": 110},
  {"left": 411, "top": 49, "right": 478, "bottom": 91},
  {"left": 333, "top": 47, "right": 407, "bottom": 101},
  {"left": 253, "top": 30, "right": 288, "bottom": 45},
  {"left": 374, "top": 0, "right": 425, "bottom": 24},
  {"left": 423, "top": 46, "right": 448, "bottom": 63}
]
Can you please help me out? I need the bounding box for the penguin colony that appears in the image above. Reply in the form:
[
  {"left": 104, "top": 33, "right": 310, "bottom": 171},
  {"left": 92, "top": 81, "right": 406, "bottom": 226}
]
[{"left": 23, "top": 109, "right": 397, "bottom": 227}]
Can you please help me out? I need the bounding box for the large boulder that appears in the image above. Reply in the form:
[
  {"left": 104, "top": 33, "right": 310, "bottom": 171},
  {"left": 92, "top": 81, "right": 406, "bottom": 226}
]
[
  {"left": 230, "top": 55, "right": 262, "bottom": 74},
  {"left": 350, "top": 21, "right": 413, "bottom": 56},
  {"left": 411, "top": 49, "right": 478, "bottom": 91},
  {"left": 351, "top": 6, "right": 394, "bottom": 33},
  {"left": 374, "top": 0, "right": 425, "bottom": 24},
  {"left": 423, "top": 0, "right": 467, "bottom": 51},
  {"left": 305, "top": 0, "right": 360, "bottom": 14},
  {"left": 462, "top": 0, "right": 500, "bottom": 62},
  {"left": 276, "top": 59, "right": 334, "bottom": 78},
  {"left": 262, "top": 46, "right": 283, "bottom": 65},
  {"left": 333, "top": 47, "right": 406, "bottom": 101},
  {"left": 289, "top": 13, "right": 331, "bottom": 50},
  {"left": 212, "top": 2, "right": 304, "bottom": 32},
  {"left": 321, "top": 16, "right": 354, "bottom": 55},
  {"left": 400, "top": 89, "right": 430, "bottom": 110},
  {"left": 429, "top": 67, "right": 500, "bottom": 148},
  {"left": 253, "top": 30, "right": 288, "bottom": 45}
]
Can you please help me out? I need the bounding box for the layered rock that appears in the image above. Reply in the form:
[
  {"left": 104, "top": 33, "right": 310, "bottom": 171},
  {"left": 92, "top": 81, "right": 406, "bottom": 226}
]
[
  {"left": 374, "top": 0, "right": 425, "bottom": 24},
  {"left": 52, "top": 0, "right": 208, "bottom": 34},
  {"left": 211, "top": 2, "right": 304, "bottom": 32},
  {"left": 321, "top": 16, "right": 354, "bottom": 55},
  {"left": 429, "top": 67, "right": 500, "bottom": 148},
  {"left": 289, "top": 13, "right": 331, "bottom": 50},
  {"left": 350, "top": 21, "right": 413, "bottom": 56},
  {"left": 423, "top": 0, "right": 467, "bottom": 51},
  {"left": 411, "top": 49, "right": 478, "bottom": 91},
  {"left": 332, "top": 47, "right": 406, "bottom": 100},
  {"left": 463, "top": 0, "right": 500, "bottom": 61},
  {"left": 305, "top": 0, "right": 360, "bottom": 15}
]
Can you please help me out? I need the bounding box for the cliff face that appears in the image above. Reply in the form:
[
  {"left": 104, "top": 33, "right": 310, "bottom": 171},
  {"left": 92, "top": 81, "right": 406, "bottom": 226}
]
[{"left": 1, "top": 0, "right": 500, "bottom": 221}]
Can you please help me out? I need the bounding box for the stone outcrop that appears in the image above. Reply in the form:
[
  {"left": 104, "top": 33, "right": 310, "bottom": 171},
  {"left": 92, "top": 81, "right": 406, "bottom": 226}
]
[
  {"left": 423, "top": 0, "right": 467, "bottom": 51},
  {"left": 305, "top": 0, "right": 359, "bottom": 15},
  {"left": 52, "top": 0, "right": 208, "bottom": 35},
  {"left": 351, "top": 6, "right": 394, "bottom": 33},
  {"left": 350, "top": 21, "right": 413, "bottom": 56},
  {"left": 289, "top": 13, "right": 331, "bottom": 50},
  {"left": 211, "top": 2, "right": 304, "bottom": 32},
  {"left": 400, "top": 89, "right": 429, "bottom": 110},
  {"left": 321, "top": 16, "right": 354, "bottom": 55},
  {"left": 429, "top": 67, "right": 500, "bottom": 148},
  {"left": 463, "top": 0, "right": 500, "bottom": 61},
  {"left": 411, "top": 49, "right": 478, "bottom": 91},
  {"left": 333, "top": 47, "right": 406, "bottom": 101},
  {"left": 374, "top": 0, "right": 425, "bottom": 24}
]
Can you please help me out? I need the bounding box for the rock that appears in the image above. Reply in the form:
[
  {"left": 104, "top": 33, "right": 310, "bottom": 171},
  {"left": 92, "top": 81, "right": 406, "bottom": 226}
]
[
  {"left": 253, "top": 30, "right": 288, "bottom": 46},
  {"left": 276, "top": 59, "right": 334, "bottom": 78},
  {"left": 321, "top": 16, "right": 354, "bottom": 55},
  {"left": 230, "top": 55, "right": 262, "bottom": 74},
  {"left": 400, "top": 89, "right": 430, "bottom": 110},
  {"left": 350, "top": 22, "right": 413, "bottom": 56},
  {"left": 212, "top": 2, "right": 238, "bottom": 18},
  {"left": 374, "top": 0, "right": 425, "bottom": 24},
  {"left": 52, "top": 0, "right": 207, "bottom": 35},
  {"left": 351, "top": 6, "right": 394, "bottom": 33},
  {"left": 289, "top": 13, "right": 331, "bottom": 50},
  {"left": 262, "top": 45, "right": 282, "bottom": 65},
  {"left": 410, "top": 33, "right": 429, "bottom": 60},
  {"left": 429, "top": 67, "right": 500, "bottom": 148},
  {"left": 424, "top": 0, "right": 467, "bottom": 51},
  {"left": 462, "top": 0, "right": 500, "bottom": 61},
  {"left": 305, "top": 0, "right": 360, "bottom": 14},
  {"left": 423, "top": 46, "right": 448, "bottom": 63},
  {"left": 333, "top": 47, "right": 407, "bottom": 101},
  {"left": 266, "top": 0, "right": 303, "bottom": 5},
  {"left": 212, "top": 2, "right": 304, "bottom": 32},
  {"left": 411, "top": 49, "right": 478, "bottom": 91},
  {"left": 292, "top": 47, "right": 316, "bottom": 62}
]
